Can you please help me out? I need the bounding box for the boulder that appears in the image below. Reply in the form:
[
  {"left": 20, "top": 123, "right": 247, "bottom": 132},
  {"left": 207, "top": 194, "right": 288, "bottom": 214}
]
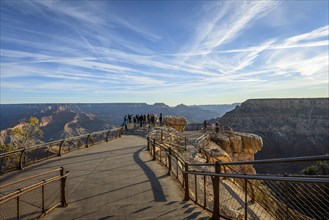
[
  {"left": 206, "top": 131, "right": 263, "bottom": 174},
  {"left": 163, "top": 116, "right": 187, "bottom": 132}
]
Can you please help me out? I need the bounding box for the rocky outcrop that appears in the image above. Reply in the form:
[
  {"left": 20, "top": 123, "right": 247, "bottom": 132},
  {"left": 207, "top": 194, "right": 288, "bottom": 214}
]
[
  {"left": 219, "top": 98, "right": 329, "bottom": 173},
  {"left": 197, "top": 130, "right": 263, "bottom": 174},
  {"left": 163, "top": 116, "right": 188, "bottom": 132}
]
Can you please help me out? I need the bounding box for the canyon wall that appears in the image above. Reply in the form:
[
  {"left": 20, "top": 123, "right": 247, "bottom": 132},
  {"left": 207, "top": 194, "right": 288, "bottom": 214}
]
[{"left": 219, "top": 98, "right": 329, "bottom": 173}]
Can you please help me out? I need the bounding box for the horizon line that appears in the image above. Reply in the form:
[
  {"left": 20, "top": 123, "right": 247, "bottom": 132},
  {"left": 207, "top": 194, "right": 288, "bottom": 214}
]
[{"left": 1, "top": 97, "right": 328, "bottom": 106}]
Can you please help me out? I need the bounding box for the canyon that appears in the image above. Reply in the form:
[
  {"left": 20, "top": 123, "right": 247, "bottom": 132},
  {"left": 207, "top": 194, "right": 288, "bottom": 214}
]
[{"left": 218, "top": 98, "right": 329, "bottom": 173}]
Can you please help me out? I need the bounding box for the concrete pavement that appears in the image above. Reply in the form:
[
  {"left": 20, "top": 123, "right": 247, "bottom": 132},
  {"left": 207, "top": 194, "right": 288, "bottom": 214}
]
[{"left": 1, "top": 135, "right": 210, "bottom": 219}]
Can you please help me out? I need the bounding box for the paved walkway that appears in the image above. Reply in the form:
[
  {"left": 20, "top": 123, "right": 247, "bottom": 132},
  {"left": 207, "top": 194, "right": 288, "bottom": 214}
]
[{"left": 1, "top": 136, "right": 210, "bottom": 220}]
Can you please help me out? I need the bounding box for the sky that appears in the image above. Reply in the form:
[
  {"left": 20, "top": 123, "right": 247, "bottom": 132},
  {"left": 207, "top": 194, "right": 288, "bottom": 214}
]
[{"left": 1, "top": 0, "right": 328, "bottom": 105}]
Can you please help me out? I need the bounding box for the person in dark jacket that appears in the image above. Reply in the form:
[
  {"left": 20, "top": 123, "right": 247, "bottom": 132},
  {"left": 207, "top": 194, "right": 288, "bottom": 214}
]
[
  {"left": 203, "top": 120, "right": 208, "bottom": 132},
  {"left": 215, "top": 122, "right": 219, "bottom": 133},
  {"left": 139, "top": 115, "right": 143, "bottom": 127},
  {"left": 159, "top": 113, "right": 163, "bottom": 126}
]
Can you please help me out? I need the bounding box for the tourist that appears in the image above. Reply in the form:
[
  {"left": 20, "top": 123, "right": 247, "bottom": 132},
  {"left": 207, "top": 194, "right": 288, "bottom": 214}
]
[
  {"left": 139, "top": 115, "right": 143, "bottom": 127},
  {"left": 133, "top": 116, "right": 137, "bottom": 128},
  {"left": 159, "top": 113, "right": 163, "bottom": 126},
  {"left": 123, "top": 115, "right": 128, "bottom": 131},
  {"left": 147, "top": 114, "right": 150, "bottom": 125},
  {"left": 203, "top": 120, "right": 208, "bottom": 132},
  {"left": 150, "top": 114, "right": 155, "bottom": 126},
  {"left": 215, "top": 122, "right": 219, "bottom": 133}
]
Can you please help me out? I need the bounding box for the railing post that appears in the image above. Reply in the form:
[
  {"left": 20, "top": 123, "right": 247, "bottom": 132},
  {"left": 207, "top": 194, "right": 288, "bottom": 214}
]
[
  {"left": 244, "top": 177, "right": 248, "bottom": 220},
  {"left": 42, "top": 183, "right": 45, "bottom": 213},
  {"left": 1, "top": 155, "right": 5, "bottom": 174},
  {"left": 59, "top": 140, "right": 65, "bottom": 156},
  {"left": 33, "top": 147, "right": 38, "bottom": 163},
  {"left": 183, "top": 162, "right": 189, "bottom": 201},
  {"left": 285, "top": 174, "right": 290, "bottom": 220},
  {"left": 60, "top": 167, "right": 68, "bottom": 207},
  {"left": 46, "top": 144, "right": 50, "bottom": 159},
  {"left": 184, "top": 137, "right": 187, "bottom": 151},
  {"left": 161, "top": 129, "right": 163, "bottom": 142},
  {"left": 168, "top": 148, "right": 172, "bottom": 175},
  {"left": 212, "top": 161, "right": 221, "bottom": 220},
  {"left": 17, "top": 194, "right": 20, "bottom": 220},
  {"left": 19, "top": 149, "right": 25, "bottom": 170},
  {"left": 86, "top": 134, "right": 91, "bottom": 148},
  {"left": 203, "top": 175, "right": 207, "bottom": 208},
  {"left": 119, "top": 128, "right": 123, "bottom": 137},
  {"left": 106, "top": 130, "right": 110, "bottom": 142},
  {"left": 147, "top": 137, "right": 150, "bottom": 151},
  {"left": 152, "top": 139, "right": 156, "bottom": 161}
]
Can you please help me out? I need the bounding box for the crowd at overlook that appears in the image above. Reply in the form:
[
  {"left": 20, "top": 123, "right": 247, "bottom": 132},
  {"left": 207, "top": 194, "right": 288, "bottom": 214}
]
[{"left": 122, "top": 113, "right": 163, "bottom": 130}]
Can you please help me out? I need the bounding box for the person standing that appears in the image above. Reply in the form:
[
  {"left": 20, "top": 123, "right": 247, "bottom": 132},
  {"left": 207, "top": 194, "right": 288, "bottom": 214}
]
[
  {"left": 123, "top": 115, "right": 128, "bottom": 131},
  {"left": 203, "top": 120, "right": 208, "bottom": 132},
  {"left": 139, "top": 115, "right": 143, "bottom": 127},
  {"left": 133, "top": 116, "right": 137, "bottom": 128},
  {"left": 215, "top": 122, "right": 219, "bottom": 133},
  {"left": 159, "top": 113, "right": 163, "bottom": 126}
]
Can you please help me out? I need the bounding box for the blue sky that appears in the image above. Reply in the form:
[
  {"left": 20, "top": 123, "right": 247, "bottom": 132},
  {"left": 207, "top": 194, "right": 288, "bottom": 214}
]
[{"left": 1, "top": 0, "right": 328, "bottom": 105}]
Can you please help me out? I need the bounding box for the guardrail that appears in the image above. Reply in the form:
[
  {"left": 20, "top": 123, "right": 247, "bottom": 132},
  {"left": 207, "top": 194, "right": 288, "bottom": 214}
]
[
  {"left": 157, "top": 129, "right": 188, "bottom": 151},
  {"left": 0, "top": 128, "right": 123, "bottom": 175},
  {"left": 146, "top": 137, "right": 186, "bottom": 186},
  {"left": 0, "top": 167, "right": 70, "bottom": 220},
  {"left": 147, "top": 131, "right": 329, "bottom": 220},
  {"left": 185, "top": 123, "right": 217, "bottom": 132},
  {"left": 185, "top": 123, "right": 204, "bottom": 131}
]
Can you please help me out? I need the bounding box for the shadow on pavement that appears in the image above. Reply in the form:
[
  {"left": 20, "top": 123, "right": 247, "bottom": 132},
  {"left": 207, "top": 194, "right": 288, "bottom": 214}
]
[{"left": 133, "top": 147, "right": 167, "bottom": 202}]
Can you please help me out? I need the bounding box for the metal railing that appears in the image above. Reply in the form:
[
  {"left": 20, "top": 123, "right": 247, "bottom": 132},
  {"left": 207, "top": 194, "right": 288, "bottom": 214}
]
[
  {"left": 184, "top": 166, "right": 329, "bottom": 220},
  {"left": 185, "top": 123, "right": 204, "bottom": 131},
  {"left": 209, "top": 156, "right": 329, "bottom": 220},
  {"left": 147, "top": 131, "right": 329, "bottom": 220},
  {"left": 146, "top": 137, "right": 186, "bottom": 186},
  {"left": 0, "top": 128, "right": 123, "bottom": 175},
  {"left": 0, "top": 167, "right": 70, "bottom": 220},
  {"left": 158, "top": 129, "right": 188, "bottom": 150},
  {"left": 185, "top": 123, "right": 215, "bottom": 132}
]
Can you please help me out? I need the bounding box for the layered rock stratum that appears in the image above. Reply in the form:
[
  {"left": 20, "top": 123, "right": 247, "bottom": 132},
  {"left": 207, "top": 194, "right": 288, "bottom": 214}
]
[
  {"left": 197, "top": 130, "right": 263, "bottom": 174},
  {"left": 218, "top": 98, "right": 329, "bottom": 173},
  {"left": 0, "top": 105, "right": 111, "bottom": 147}
]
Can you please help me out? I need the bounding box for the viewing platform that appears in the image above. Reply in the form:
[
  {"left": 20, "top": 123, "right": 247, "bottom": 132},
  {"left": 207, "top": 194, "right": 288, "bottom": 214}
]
[
  {"left": 0, "top": 135, "right": 210, "bottom": 219},
  {"left": 1, "top": 125, "right": 328, "bottom": 220}
]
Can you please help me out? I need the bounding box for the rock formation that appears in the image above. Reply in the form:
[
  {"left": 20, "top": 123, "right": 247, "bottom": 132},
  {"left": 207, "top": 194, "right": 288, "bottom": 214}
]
[
  {"left": 197, "top": 130, "right": 263, "bottom": 174},
  {"left": 218, "top": 98, "right": 329, "bottom": 173},
  {"left": 0, "top": 105, "right": 111, "bottom": 147},
  {"left": 163, "top": 116, "right": 188, "bottom": 132},
  {"left": 148, "top": 125, "right": 263, "bottom": 175}
]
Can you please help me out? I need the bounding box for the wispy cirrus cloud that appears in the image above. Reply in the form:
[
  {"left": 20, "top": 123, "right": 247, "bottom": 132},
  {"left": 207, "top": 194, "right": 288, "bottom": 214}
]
[
  {"left": 1, "top": 0, "right": 328, "bottom": 104},
  {"left": 178, "top": 1, "right": 280, "bottom": 60}
]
